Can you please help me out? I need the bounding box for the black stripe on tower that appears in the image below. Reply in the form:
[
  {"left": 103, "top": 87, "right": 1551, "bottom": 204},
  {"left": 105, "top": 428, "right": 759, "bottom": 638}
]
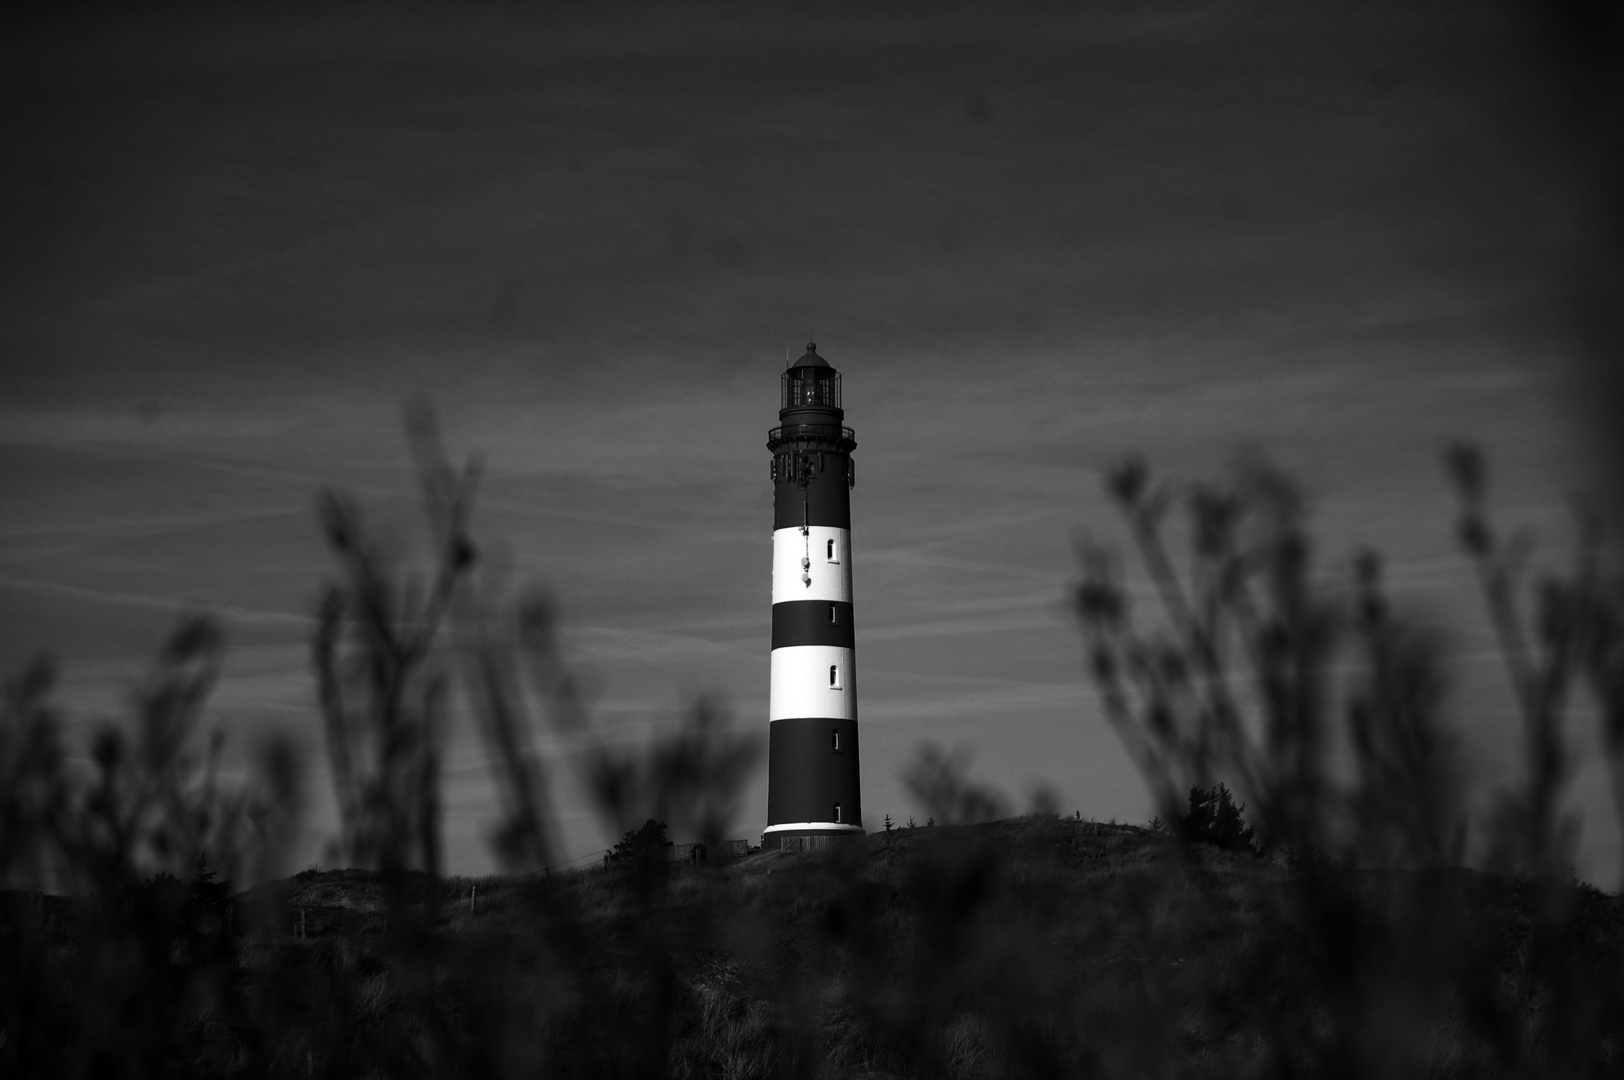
[
  {"left": 766, "top": 718, "right": 862, "bottom": 826},
  {"left": 772, "top": 456, "right": 852, "bottom": 529},
  {"left": 771, "top": 601, "right": 855, "bottom": 649}
]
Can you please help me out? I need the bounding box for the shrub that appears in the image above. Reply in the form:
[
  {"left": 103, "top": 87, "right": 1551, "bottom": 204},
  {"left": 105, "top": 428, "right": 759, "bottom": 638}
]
[
  {"left": 1073, "top": 448, "right": 1624, "bottom": 1076},
  {"left": 1177, "top": 783, "right": 1256, "bottom": 854},
  {"left": 608, "top": 819, "right": 674, "bottom": 864}
]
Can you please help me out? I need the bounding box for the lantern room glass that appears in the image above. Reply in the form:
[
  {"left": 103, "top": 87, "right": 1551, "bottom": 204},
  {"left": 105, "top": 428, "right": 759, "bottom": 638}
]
[{"left": 782, "top": 369, "right": 841, "bottom": 410}]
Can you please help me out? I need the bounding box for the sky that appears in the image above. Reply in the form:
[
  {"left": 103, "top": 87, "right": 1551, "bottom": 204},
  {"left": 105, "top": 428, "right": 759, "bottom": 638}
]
[{"left": 3, "top": 1, "right": 1619, "bottom": 881}]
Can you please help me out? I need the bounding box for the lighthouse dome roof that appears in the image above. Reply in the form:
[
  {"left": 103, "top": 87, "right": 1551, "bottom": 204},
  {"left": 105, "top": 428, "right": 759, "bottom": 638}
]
[{"left": 789, "top": 341, "right": 831, "bottom": 369}]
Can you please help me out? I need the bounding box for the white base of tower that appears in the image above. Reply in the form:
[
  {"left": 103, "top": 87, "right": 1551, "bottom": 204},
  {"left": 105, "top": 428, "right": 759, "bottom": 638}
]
[
  {"left": 761, "top": 821, "right": 865, "bottom": 853},
  {"left": 761, "top": 822, "right": 866, "bottom": 836}
]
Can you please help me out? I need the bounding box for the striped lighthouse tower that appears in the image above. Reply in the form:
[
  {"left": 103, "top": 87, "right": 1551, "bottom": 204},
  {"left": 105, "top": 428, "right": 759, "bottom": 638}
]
[{"left": 763, "top": 341, "right": 863, "bottom": 851}]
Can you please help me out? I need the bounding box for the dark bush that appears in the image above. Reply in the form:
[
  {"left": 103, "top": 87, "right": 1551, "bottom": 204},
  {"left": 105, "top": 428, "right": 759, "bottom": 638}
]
[
  {"left": 1178, "top": 783, "right": 1257, "bottom": 853},
  {"left": 608, "top": 818, "right": 673, "bottom": 863}
]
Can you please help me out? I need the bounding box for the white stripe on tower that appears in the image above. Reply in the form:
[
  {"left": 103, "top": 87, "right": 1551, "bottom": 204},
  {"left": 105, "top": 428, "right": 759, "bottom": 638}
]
[
  {"left": 769, "top": 646, "right": 856, "bottom": 721},
  {"left": 771, "top": 526, "right": 852, "bottom": 603}
]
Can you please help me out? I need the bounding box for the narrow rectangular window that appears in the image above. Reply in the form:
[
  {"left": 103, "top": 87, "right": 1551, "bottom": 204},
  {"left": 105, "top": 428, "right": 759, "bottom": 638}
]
[
  {"left": 831, "top": 729, "right": 840, "bottom": 751},
  {"left": 829, "top": 604, "right": 837, "bottom": 625},
  {"left": 829, "top": 664, "right": 839, "bottom": 689},
  {"left": 833, "top": 803, "right": 842, "bottom": 823},
  {"left": 826, "top": 538, "right": 837, "bottom": 563}
]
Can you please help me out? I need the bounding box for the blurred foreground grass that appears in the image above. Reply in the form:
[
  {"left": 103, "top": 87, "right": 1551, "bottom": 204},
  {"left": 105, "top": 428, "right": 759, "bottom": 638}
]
[
  {"left": 4, "top": 816, "right": 1621, "bottom": 1077},
  {"left": 3, "top": 411, "right": 1624, "bottom": 1077}
]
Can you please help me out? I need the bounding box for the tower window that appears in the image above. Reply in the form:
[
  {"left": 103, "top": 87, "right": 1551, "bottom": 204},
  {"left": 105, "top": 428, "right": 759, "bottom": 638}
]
[
  {"left": 829, "top": 665, "right": 840, "bottom": 689},
  {"left": 831, "top": 729, "right": 840, "bottom": 751},
  {"left": 826, "top": 538, "right": 838, "bottom": 563},
  {"left": 829, "top": 604, "right": 838, "bottom": 625},
  {"left": 833, "top": 803, "right": 842, "bottom": 823}
]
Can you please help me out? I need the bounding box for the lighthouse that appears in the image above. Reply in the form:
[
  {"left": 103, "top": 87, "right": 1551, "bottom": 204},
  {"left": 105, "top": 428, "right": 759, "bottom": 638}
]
[{"left": 764, "top": 341, "right": 864, "bottom": 851}]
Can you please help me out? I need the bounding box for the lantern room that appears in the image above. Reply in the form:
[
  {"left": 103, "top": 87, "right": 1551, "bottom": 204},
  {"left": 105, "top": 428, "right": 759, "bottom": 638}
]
[{"left": 780, "top": 342, "right": 842, "bottom": 414}]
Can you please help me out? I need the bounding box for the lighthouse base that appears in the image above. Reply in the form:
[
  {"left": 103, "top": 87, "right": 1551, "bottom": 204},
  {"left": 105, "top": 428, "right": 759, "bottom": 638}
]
[{"left": 761, "top": 823, "right": 865, "bottom": 853}]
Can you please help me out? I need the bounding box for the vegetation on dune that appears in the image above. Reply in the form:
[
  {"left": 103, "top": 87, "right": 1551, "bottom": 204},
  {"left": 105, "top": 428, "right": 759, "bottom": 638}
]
[
  {"left": 1160, "top": 782, "right": 1257, "bottom": 855},
  {"left": 1075, "top": 447, "right": 1624, "bottom": 1075},
  {"left": 609, "top": 819, "right": 677, "bottom": 864},
  {"left": 3, "top": 408, "right": 1624, "bottom": 1077}
]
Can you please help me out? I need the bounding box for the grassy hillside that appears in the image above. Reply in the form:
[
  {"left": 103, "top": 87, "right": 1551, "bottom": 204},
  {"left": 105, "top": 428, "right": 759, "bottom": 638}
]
[{"left": 7, "top": 816, "right": 1621, "bottom": 1077}]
